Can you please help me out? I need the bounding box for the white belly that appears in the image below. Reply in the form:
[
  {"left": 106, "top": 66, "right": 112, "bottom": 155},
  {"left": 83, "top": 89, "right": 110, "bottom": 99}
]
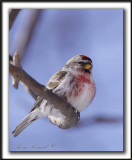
[{"left": 68, "top": 83, "right": 96, "bottom": 112}]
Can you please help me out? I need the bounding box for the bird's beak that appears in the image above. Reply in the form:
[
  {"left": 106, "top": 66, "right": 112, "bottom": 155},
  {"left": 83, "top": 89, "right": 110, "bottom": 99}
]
[{"left": 84, "top": 63, "right": 92, "bottom": 70}]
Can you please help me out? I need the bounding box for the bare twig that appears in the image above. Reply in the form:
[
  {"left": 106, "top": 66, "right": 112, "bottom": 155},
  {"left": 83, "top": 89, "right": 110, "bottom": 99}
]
[
  {"left": 9, "top": 9, "right": 78, "bottom": 129},
  {"left": 9, "top": 52, "right": 78, "bottom": 129},
  {"left": 9, "top": 9, "right": 21, "bottom": 30},
  {"left": 9, "top": 9, "right": 40, "bottom": 59},
  {"left": 9, "top": 9, "right": 41, "bottom": 99}
]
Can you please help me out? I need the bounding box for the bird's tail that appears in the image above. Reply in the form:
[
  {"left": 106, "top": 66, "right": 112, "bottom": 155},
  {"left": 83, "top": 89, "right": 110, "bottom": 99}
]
[{"left": 12, "top": 111, "right": 39, "bottom": 137}]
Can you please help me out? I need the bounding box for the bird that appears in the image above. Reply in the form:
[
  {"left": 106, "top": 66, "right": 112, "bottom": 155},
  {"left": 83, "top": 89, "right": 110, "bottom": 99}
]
[{"left": 12, "top": 54, "right": 96, "bottom": 137}]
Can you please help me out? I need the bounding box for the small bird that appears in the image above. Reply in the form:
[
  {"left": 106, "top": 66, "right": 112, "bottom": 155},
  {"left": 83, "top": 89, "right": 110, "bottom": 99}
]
[{"left": 12, "top": 54, "right": 96, "bottom": 137}]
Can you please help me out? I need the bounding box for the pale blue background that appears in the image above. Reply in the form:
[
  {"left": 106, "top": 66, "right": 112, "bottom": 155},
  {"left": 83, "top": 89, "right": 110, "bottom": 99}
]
[{"left": 9, "top": 9, "right": 123, "bottom": 151}]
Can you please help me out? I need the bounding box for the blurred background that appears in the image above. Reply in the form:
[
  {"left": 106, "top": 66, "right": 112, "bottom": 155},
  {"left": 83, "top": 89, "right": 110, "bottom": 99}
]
[{"left": 9, "top": 9, "right": 123, "bottom": 151}]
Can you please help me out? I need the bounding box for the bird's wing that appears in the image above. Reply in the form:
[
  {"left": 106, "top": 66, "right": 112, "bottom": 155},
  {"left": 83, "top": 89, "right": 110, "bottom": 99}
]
[
  {"left": 46, "top": 70, "right": 67, "bottom": 90},
  {"left": 30, "top": 70, "right": 67, "bottom": 112}
]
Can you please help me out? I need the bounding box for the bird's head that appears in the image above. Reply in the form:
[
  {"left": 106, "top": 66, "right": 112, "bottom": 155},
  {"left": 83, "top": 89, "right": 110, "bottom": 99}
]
[{"left": 64, "top": 54, "right": 93, "bottom": 74}]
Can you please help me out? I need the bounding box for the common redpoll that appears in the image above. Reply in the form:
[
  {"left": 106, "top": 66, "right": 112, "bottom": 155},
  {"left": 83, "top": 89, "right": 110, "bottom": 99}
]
[{"left": 12, "top": 54, "right": 96, "bottom": 137}]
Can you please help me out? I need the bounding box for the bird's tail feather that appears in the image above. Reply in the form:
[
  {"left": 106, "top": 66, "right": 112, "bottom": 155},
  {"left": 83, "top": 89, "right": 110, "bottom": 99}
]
[{"left": 12, "top": 112, "right": 39, "bottom": 137}]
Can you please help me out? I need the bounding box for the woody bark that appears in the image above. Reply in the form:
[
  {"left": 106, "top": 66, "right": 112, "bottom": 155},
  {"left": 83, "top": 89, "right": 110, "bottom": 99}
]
[{"left": 9, "top": 9, "right": 78, "bottom": 129}]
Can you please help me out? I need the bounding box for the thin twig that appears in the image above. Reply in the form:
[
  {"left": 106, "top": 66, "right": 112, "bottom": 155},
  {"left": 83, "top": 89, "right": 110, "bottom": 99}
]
[
  {"left": 9, "top": 9, "right": 21, "bottom": 30},
  {"left": 9, "top": 10, "right": 78, "bottom": 129},
  {"left": 9, "top": 9, "right": 41, "bottom": 99},
  {"left": 9, "top": 9, "right": 40, "bottom": 59}
]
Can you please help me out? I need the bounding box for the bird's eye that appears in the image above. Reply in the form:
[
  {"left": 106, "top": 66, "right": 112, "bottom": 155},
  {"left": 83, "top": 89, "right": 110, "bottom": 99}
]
[{"left": 78, "top": 62, "right": 84, "bottom": 65}]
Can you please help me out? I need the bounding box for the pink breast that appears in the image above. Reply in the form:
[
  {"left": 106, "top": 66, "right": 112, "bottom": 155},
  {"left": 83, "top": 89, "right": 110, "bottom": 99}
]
[
  {"left": 77, "top": 75, "right": 91, "bottom": 83},
  {"left": 72, "top": 74, "right": 95, "bottom": 98}
]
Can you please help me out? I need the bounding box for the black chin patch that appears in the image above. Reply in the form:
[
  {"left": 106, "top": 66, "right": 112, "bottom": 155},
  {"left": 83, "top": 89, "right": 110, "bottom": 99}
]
[{"left": 83, "top": 68, "right": 91, "bottom": 73}]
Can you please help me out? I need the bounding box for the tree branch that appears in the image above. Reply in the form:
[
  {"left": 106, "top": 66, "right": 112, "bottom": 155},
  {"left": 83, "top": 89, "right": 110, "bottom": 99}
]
[
  {"left": 9, "top": 9, "right": 78, "bottom": 129},
  {"left": 9, "top": 52, "right": 78, "bottom": 129},
  {"left": 9, "top": 9, "right": 21, "bottom": 30},
  {"left": 9, "top": 9, "right": 41, "bottom": 99},
  {"left": 9, "top": 9, "right": 40, "bottom": 59}
]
